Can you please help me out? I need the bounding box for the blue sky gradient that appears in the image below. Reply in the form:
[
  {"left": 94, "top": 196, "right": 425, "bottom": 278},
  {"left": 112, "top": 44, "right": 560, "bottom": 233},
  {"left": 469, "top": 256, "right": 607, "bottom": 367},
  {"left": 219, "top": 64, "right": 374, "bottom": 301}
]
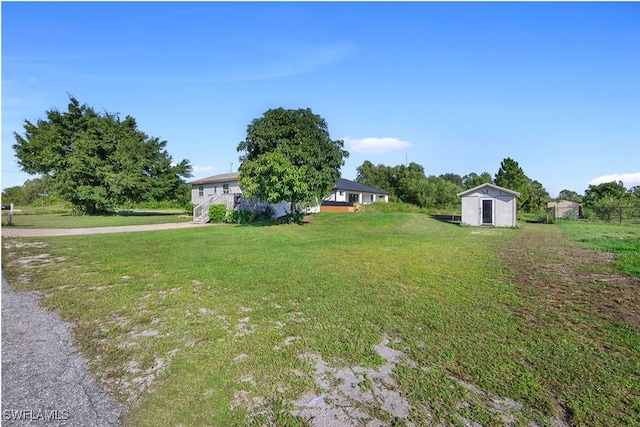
[{"left": 2, "top": 2, "right": 639, "bottom": 197}]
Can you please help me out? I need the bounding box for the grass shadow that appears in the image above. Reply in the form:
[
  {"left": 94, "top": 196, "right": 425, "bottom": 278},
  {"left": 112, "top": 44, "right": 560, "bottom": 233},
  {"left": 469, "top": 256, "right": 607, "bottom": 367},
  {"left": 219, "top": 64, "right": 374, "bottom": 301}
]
[
  {"left": 116, "top": 210, "right": 184, "bottom": 217},
  {"left": 429, "top": 214, "right": 461, "bottom": 226}
]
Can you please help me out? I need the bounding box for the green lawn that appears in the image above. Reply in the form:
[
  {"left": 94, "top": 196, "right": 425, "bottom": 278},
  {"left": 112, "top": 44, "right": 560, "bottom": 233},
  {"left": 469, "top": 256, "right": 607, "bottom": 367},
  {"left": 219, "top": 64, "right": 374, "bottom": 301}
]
[
  {"left": 556, "top": 220, "right": 640, "bottom": 276},
  {"left": 1, "top": 210, "right": 192, "bottom": 228},
  {"left": 2, "top": 214, "right": 638, "bottom": 426}
]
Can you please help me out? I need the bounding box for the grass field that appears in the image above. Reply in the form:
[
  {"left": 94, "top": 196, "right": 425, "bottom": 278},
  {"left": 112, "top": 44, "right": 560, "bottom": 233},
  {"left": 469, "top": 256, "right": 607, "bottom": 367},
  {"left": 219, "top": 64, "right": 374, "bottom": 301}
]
[
  {"left": 1, "top": 209, "right": 192, "bottom": 228},
  {"left": 2, "top": 214, "right": 638, "bottom": 426},
  {"left": 556, "top": 220, "right": 640, "bottom": 277}
]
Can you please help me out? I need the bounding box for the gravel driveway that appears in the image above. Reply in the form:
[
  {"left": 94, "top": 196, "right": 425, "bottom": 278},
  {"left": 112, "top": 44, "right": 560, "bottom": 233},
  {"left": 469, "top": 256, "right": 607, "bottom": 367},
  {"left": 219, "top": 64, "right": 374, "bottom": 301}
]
[{"left": 1, "top": 274, "right": 124, "bottom": 426}]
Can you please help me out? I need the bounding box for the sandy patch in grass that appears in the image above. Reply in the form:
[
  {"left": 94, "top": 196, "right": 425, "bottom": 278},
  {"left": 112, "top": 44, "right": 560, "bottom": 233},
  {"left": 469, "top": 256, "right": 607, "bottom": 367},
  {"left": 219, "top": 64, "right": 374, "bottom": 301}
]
[
  {"left": 234, "top": 337, "right": 570, "bottom": 426},
  {"left": 291, "top": 337, "right": 412, "bottom": 426}
]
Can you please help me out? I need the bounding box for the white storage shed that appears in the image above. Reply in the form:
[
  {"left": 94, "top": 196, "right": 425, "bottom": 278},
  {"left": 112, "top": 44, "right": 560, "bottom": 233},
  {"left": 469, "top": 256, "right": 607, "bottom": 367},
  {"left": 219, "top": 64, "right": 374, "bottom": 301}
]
[{"left": 457, "top": 183, "right": 520, "bottom": 227}]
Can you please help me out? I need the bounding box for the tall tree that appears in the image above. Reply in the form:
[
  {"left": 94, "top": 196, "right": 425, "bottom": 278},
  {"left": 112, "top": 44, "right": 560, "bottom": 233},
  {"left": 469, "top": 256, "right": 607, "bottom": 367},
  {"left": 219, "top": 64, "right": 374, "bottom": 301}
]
[
  {"left": 355, "top": 161, "right": 463, "bottom": 209},
  {"left": 494, "top": 158, "right": 529, "bottom": 209},
  {"left": 237, "top": 108, "right": 348, "bottom": 213},
  {"left": 558, "top": 189, "right": 583, "bottom": 202},
  {"left": 462, "top": 171, "right": 492, "bottom": 189},
  {"left": 438, "top": 173, "right": 463, "bottom": 188},
  {"left": 584, "top": 181, "right": 627, "bottom": 205},
  {"left": 13, "top": 96, "right": 192, "bottom": 214},
  {"left": 426, "top": 175, "right": 463, "bottom": 209},
  {"left": 522, "top": 179, "right": 550, "bottom": 213},
  {"left": 355, "top": 161, "right": 395, "bottom": 197},
  {"left": 394, "top": 162, "right": 430, "bottom": 207}
]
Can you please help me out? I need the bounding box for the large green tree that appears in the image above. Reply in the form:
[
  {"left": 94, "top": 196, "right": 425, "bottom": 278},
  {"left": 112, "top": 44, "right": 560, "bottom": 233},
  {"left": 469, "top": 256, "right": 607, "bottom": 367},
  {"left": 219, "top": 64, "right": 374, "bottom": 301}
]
[
  {"left": 438, "top": 173, "right": 463, "bottom": 188},
  {"left": 522, "top": 179, "right": 550, "bottom": 213},
  {"left": 462, "top": 171, "right": 493, "bottom": 189},
  {"left": 237, "top": 108, "right": 348, "bottom": 213},
  {"left": 584, "top": 181, "right": 627, "bottom": 205},
  {"left": 494, "top": 158, "right": 530, "bottom": 210},
  {"left": 355, "top": 161, "right": 463, "bottom": 209},
  {"left": 355, "top": 161, "right": 395, "bottom": 197},
  {"left": 13, "top": 96, "right": 192, "bottom": 214},
  {"left": 558, "top": 189, "right": 583, "bottom": 202}
]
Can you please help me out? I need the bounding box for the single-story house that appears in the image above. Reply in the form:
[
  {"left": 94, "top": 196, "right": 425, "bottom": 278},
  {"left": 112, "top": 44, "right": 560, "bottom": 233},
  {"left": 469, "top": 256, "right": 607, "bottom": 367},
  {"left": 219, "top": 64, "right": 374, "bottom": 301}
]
[
  {"left": 457, "top": 183, "right": 520, "bottom": 227},
  {"left": 188, "top": 172, "right": 388, "bottom": 222},
  {"left": 324, "top": 178, "right": 389, "bottom": 204},
  {"left": 546, "top": 199, "right": 582, "bottom": 219}
]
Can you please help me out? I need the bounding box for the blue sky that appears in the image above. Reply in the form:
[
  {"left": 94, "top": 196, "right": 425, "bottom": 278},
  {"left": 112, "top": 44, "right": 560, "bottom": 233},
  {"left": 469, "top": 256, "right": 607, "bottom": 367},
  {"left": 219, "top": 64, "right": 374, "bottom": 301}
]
[{"left": 2, "top": 2, "right": 639, "bottom": 198}]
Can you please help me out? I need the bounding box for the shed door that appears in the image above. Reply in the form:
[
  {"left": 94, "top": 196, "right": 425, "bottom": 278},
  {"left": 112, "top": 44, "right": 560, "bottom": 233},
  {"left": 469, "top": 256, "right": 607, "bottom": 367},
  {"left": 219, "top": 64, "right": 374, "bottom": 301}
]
[{"left": 481, "top": 199, "right": 493, "bottom": 225}]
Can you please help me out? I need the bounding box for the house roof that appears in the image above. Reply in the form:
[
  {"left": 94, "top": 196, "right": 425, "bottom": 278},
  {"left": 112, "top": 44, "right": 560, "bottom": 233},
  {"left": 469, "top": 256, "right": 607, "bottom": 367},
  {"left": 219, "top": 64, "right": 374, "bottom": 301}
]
[
  {"left": 457, "top": 182, "right": 521, "bottom": 198},
  {"left": 189, "top": 174, "right": 388, "bottom": 195},
  {"left": 334, "top": 178, "right": 388, "bottom": 195},
  {"left": 188, "top": 172, "right": 239, "bottom": 185}
]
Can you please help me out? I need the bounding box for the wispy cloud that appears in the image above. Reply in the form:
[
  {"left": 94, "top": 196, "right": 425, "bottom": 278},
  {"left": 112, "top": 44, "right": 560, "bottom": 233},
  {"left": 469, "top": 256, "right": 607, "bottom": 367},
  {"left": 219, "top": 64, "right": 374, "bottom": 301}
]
[
  {"left": 215, "top": 42, "right": 356, "bottom": 82},
  {"left": 588, "top": 172, "right": 640, "bottom": 188},
  {"left": 345, "top": 137, "right": 412, "bottom": 154}
]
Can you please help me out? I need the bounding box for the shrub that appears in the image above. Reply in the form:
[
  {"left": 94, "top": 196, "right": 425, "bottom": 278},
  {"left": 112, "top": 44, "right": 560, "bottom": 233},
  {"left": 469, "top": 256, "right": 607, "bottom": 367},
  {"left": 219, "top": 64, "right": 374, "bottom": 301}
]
[
  {"left": 208, "top": 204, "right": 226, "bottom": 223},
  {"left": 257, "top": 205, "right": 275, "bottom": 221},
  {"left": 286, "top": 209, "right": 305, "bottom": 224},
  {"left": 226, "top": 210, "right": 239, "bottom": 224},
  {"left": 184, "top": 202, "right": 195, "bottom": 215},
  {"left": 238, "top": 209, "right": 255, "bottom": 224},
  {"left": 360, "top": 201, "right": 421, "bottom": 214}
]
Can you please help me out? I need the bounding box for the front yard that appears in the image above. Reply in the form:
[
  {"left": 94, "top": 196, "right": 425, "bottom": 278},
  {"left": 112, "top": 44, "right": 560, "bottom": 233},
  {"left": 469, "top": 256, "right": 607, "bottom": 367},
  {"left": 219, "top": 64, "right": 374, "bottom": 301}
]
[{"left": 1, "top": 214, "right": 638, "bottom": 426}]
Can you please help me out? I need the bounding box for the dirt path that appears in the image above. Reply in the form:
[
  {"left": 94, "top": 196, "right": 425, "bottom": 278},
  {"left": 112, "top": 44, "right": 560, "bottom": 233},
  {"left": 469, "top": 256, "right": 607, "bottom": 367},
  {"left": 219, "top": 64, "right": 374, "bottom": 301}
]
[
  {"left": 499, "top": 224, "right": 640, "bottom": 330},
  {"left": 1, "top": 222, "right": 208, "bottom": 238},
  {"left": 498, "top": 224, "right": 640, "bottom": 425}
]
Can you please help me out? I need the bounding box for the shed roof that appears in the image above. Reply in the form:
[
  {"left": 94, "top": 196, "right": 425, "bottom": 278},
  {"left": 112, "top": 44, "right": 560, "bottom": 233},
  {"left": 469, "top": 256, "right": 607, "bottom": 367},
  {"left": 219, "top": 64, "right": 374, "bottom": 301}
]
[
  {"left": 334, "top": 178, "right": 389, "bottom": 195},
  {"left": 457, "top": 182, "right": 521, "bottom": 198}
]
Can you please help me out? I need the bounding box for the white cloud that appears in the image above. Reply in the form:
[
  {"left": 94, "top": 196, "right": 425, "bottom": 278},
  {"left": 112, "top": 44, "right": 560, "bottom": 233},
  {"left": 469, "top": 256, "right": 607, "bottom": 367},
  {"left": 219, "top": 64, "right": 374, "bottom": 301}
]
[
  {"left": 345, "top": 137, "right": 412, "bottom": 154},
  {"left": 588, "top": 172, "right": 640, "bottom": 188}
]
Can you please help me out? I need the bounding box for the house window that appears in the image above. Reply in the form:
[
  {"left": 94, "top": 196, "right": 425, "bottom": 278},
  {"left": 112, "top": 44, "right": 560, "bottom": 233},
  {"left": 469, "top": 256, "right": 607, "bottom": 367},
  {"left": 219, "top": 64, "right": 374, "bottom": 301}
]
[
  {"left": 339, "top": 191, "right": 344, "bottom": 196},
  {"left": 198, "top": 185, "right": 204, "bottom": 197},
  {"left": 348, "top": 193, "right": 359, "bottom": 203},
  {"left": 370, "top": 195, "right": 374, "bottom": 202},
  {"left": 223, "top": 184, "right": 229, "bottom": 194}
]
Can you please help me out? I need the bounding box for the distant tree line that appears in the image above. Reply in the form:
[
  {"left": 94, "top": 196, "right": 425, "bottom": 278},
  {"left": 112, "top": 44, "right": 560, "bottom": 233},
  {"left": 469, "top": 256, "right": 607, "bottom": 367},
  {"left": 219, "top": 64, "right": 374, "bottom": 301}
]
[
  {"left": 355, "top": 157, "right": 550, "bottom": 213},
  {"left": 581, "top": 181, "right": 640, "bottom": 221}
]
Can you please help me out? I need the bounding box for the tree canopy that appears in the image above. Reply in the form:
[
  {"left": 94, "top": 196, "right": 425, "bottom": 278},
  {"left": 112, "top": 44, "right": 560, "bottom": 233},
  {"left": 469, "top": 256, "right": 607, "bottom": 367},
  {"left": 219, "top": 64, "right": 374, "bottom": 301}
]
[
  {"left": 355, "top": 161, "right": 463, "bottom": 210},
  {"left": 12, "top": 96, "right": 192, "bottom": 214},
  {"left": 583, "top": 181, "right": 640, "bottom": 221},
  {"left": 494, "top": 157, "right": 530, "bottom": 210},
  {"left": 558, "top": 189, "right": 583, "bottom": 202},
  {"left": 237, "top": 108, "right": 348, "bottom": 212},
  {"left": 462, "top": 172, "right": 493, "bottom": 190}
]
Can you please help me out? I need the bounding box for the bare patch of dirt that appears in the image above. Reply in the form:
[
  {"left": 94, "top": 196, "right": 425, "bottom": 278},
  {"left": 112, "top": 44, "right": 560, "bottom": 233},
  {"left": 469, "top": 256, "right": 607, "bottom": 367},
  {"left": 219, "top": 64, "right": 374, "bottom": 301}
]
[
  {"left": 234, "top": 337, "right": 568, "bottom": 427},
  {"left": 499, "top": 224, "right": 640, "bottom": 330}
]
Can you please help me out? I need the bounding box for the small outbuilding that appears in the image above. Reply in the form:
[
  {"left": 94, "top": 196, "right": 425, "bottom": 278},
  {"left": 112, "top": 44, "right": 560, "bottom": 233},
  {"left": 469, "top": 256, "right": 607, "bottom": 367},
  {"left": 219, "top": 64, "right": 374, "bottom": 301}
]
[
  {"left": 546, "top": 199, "right": 582, "bottom": 219},
  {"left": 457, "top": 183, "right": 520, "bottom": 227}
]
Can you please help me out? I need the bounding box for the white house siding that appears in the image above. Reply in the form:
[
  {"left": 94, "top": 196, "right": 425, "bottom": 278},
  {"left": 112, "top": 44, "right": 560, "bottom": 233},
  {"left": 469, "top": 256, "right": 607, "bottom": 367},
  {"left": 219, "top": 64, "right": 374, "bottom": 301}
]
[
  {"left": 189, "top": 174, "right": 388, "bottom": 219},
  {"left": 458, "top": 184, "right": 519, "bottom": 227},
  {"left": 191, "top": 180, "right": 241, "bottom": 205},
  {"left": 325, "top": 190, "right": 388, "bottom": 204}
]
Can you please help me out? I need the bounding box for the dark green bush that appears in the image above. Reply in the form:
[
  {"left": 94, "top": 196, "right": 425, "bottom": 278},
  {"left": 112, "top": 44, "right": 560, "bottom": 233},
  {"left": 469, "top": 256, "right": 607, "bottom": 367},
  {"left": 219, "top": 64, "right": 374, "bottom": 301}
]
[
  {"left": 208, "top": 204, "right": 226, "bottom": 223},
  {"left": 256, "top": 205, "right": 275, "bottom": 221}
]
